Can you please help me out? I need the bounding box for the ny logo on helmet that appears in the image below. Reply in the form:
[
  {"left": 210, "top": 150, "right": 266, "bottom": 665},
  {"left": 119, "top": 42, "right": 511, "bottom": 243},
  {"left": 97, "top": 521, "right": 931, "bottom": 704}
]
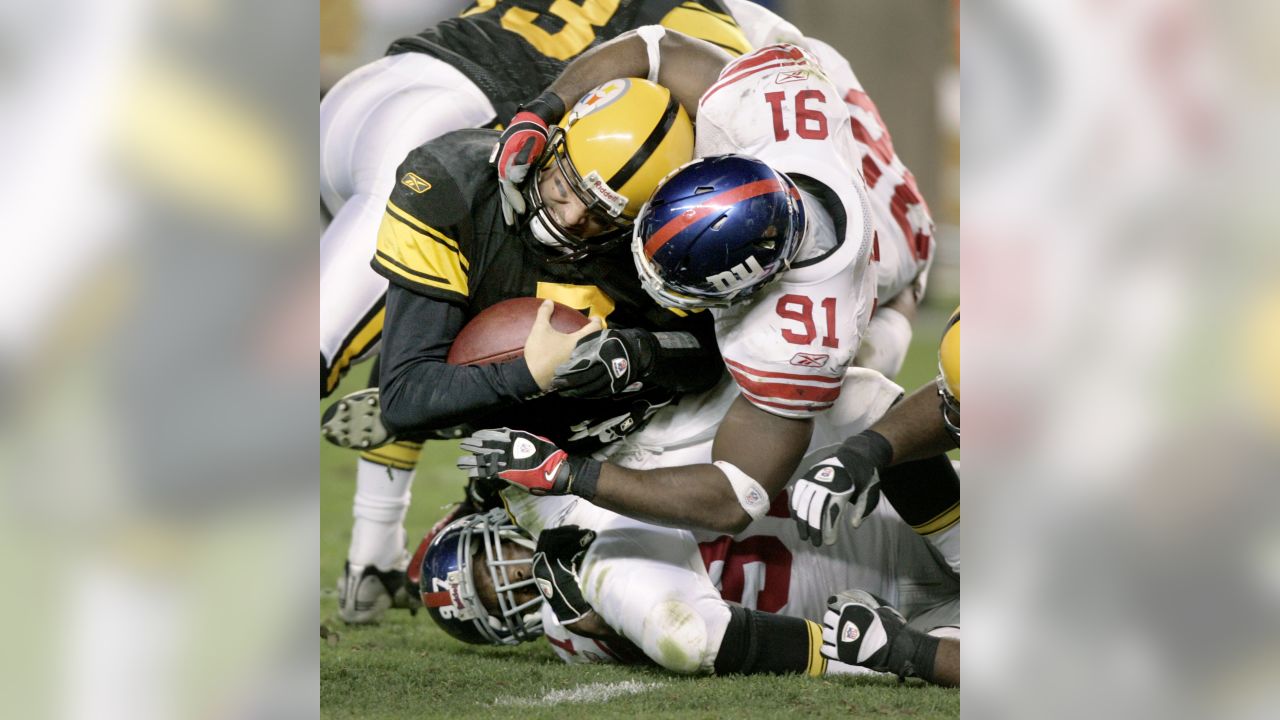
[{"left": 706, "top": 256, "right": 767, "bottom": 293}]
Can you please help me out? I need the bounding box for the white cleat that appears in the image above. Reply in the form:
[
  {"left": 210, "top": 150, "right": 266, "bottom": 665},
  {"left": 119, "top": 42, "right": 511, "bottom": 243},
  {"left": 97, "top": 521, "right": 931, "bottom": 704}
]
[{"left": 336, "top": 556, "right": 421, "bottom": 625}]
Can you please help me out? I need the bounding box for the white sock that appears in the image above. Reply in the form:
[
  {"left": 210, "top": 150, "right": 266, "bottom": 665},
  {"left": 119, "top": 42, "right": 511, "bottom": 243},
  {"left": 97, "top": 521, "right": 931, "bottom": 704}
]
[{"left": 348, "top": 458, "right": 414, "bottom": 569}]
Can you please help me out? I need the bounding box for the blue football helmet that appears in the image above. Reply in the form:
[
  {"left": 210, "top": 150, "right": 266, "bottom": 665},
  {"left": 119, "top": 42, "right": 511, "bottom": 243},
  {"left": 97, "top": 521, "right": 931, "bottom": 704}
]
[
  {"left": 419, "top": 508, "right": 542, "bottom": 645},
  {"left": 632, "top": 154, "right": 806, "bottom": 309}
]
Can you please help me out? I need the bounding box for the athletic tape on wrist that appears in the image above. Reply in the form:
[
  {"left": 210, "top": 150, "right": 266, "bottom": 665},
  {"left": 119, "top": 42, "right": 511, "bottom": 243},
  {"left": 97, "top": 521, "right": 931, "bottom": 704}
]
[
  {"left": 714, "top": 461, "right": 771, "bottom": 521},
  {"left": 635, "top": 25, "right": 667, "bottom": 82}
]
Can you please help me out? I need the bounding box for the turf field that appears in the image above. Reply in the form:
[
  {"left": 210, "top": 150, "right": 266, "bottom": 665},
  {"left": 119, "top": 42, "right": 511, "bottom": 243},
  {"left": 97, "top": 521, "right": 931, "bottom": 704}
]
[{"left": 321, "top": 300, "right": 959, "bottom": 718}]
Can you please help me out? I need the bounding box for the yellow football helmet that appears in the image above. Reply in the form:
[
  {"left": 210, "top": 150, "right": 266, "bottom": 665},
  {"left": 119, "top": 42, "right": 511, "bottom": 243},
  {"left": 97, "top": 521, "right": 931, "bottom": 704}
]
[
  {"left": 937, "top": 307, "right": 960, "bottom": 441},
  {"left": 525, "top": 77, "right": 694, "bottom": 260}
]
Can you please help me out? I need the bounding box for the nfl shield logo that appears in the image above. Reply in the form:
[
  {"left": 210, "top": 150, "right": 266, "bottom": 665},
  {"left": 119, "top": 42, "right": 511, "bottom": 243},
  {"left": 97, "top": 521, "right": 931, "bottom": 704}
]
[
  {"left": 842, "top": 622, "right": 861, "bottom": 643},
  {"left": 610, "top": 357, "right": 629, "bottom": 378},
  {"left": 816, "top": 467, "right": 835, "bottom": 482}
]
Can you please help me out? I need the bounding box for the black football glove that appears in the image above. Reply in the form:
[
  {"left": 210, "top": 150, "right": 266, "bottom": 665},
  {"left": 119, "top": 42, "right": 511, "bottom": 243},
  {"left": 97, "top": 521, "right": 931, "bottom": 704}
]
[
  {"left": 822, "top": 589, "right": 906, "bottom": 670},
  {"left": 489, "top": 92, "right": 566, "bottom": 225},
  {"left": 531, "top": 525, "right": 596, "bottom": 625},
  {"left": 551, "top": 328, "right": 659, "bottom": 398},
  {"left": 566, "top": 393, "right": 672, "bottom": 444},
  {"left": 790, "top": 430, "right": 892, "bottom": 546},
  {"left": 457, "top": 428, "right": 601, "bottom": 498}
]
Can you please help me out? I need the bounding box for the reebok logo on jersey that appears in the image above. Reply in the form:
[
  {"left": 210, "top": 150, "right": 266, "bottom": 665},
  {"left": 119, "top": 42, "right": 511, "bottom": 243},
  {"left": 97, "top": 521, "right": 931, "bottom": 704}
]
[
  {"left": 789, "top": 352, "right": 829, "bottom": 367},
  {"left": 775, "top": 69, "right": 807, "bottom": 85},
  {"left": 842, "top": 621, "right": 861, "bottom": 643},
  {"left": 513, "top": 438, "right": 536, "bottom": 459},
  {"left": 400, "top": 172, "right": 432, "bottom": 193}
]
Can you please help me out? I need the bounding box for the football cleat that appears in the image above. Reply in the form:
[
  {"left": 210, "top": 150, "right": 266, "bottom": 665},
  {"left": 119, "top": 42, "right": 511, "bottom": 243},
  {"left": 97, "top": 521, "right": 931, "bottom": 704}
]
[
  {"left": 321, "top": 388, "right": 394, "bottom": 450},
  {"left": 336, "top": 556, "right": 421, "bottom": 625}
]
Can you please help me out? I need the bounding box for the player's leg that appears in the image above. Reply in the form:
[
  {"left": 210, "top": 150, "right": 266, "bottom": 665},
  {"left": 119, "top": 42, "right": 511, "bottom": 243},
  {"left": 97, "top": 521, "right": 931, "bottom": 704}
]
[
  {"left": 567, "top": 504, "right": 828, "bottom": 676},
  {"left": 320, "top": 53, "right": 496, "bottom": 394},
  {"left": 337, "top": 356, "right": 425, "bottom": 623},
  {"left": 322, "top": 55, "right": 495, "bottom": 622}
]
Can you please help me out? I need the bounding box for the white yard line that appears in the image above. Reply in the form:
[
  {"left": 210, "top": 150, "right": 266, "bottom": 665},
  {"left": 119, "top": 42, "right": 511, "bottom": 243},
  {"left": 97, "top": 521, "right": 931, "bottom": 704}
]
[{"left": 493, "top": 680, "right": 664, "bottom": 707}]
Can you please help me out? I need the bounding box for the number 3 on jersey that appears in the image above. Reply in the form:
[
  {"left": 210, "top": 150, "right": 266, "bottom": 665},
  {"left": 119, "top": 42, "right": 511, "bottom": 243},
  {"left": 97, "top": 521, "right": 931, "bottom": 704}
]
[{"left": 764, "top": 90, "right": 829, "bottom": 141}]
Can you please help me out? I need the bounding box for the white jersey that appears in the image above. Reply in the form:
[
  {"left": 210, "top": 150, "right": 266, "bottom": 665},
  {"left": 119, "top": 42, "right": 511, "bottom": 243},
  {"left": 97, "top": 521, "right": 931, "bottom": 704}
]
[
  {"left": 694, "top": 44, "right": 878, "bottom": 419},
  {"left": 543, "top": 490, "right": 959, "bottom": 666},
  {"left": 801, "top": 37, "right": 935, "bottom": 304}
]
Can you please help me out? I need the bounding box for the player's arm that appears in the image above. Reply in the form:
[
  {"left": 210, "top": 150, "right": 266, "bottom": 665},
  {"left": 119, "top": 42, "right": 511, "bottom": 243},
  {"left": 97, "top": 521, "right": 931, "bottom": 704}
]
[
  {"left": 460, "top": 394, "right": 810, "bottom": 534},
  {"left": 542, "top": 28, "right": 731, "bottom": 121},
  {"left": 592, "top": 395, "right": 812, "bottom": 533},
  {"left": 491, "top": 28, "right": 731, "bottom": 221},
  {"left": 378, "top": 291, "right": 593, "bottom": 436},
  {"left": 373, "top": 148, "right": 596, "bottom": 435},
  {"left": 862, "top": 380, "right": 959, "bottom": 465}
]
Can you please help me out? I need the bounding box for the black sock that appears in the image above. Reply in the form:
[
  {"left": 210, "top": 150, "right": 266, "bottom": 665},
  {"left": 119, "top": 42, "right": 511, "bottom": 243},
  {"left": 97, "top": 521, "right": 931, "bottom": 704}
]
[{"left": 714, "top": 605, "right": 826, "bottom": 676}]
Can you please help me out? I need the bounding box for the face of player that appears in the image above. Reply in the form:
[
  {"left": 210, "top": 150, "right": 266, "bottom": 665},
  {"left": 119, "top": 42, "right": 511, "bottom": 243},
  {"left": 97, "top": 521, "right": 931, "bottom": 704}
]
[
  {"left": 472, "top": 538, "right": 539, "bottom": 617},
  {"left": 536, "top": 159, "right": 611, "bottom": 240}
]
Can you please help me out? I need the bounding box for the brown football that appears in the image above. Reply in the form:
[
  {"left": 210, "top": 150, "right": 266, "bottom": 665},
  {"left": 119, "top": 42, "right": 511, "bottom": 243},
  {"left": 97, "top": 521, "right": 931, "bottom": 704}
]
[{"left": 446, "top": 297, "right": 591, "bottom": 366}]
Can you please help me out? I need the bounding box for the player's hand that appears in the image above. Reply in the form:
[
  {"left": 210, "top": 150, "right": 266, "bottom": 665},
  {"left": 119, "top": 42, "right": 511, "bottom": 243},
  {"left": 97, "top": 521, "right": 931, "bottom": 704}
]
[
  {"left": 524, "top": 301, "right": 602, "bottom": 391},
  {"left": 790, "top": 453, "right": 881, "bottom": 547},
  {"left": 532, "top": 525, "right": 596, "bottom": 625},
  {"left": 566, "top": 393, "right": 672, "bottom": 444},
  {"left": 551, "top": 328, "right": 659, "bottom": 398},
  {"left": 490, "top": 92, "right": 566, "bottom": 225},
  {"left": 821, "top": 589, "right": 905, "bottom": 671},
  {"left": 457, "top": 428, "right": 596, "bottom": 496}
]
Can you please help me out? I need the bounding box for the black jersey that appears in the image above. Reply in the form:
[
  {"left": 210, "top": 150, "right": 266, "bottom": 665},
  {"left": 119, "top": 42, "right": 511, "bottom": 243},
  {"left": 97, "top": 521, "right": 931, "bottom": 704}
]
[
  {"left": 386, "top": 0, "right": 751, "bottom": 121},
  {"left": 371, "top": 129, "right": 721, "bottom": 450}
]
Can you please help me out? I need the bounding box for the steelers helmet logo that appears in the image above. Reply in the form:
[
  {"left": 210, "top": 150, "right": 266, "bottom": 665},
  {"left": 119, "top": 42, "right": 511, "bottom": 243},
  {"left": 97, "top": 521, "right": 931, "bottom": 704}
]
[{"left": 569, "top": 78, "right": 631, "bottom": 120}]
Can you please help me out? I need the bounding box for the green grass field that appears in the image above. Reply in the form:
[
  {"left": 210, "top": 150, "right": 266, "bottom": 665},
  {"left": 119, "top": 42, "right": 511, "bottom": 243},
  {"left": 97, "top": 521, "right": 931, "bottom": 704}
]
[{"left": 321, "top": 300, "right": 959, "bottom": 718}]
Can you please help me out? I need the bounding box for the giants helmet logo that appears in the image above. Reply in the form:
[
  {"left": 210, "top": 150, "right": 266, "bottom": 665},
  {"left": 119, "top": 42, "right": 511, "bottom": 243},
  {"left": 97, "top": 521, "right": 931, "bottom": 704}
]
[{"left": 706, "top": 255, "right": 767, "bottom": 293}]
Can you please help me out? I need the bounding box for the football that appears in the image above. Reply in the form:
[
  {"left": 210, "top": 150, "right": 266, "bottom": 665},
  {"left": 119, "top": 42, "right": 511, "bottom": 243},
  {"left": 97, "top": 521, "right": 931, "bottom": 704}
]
[{"left": 446, "top": 297, "right": 590, "bottom": 366}]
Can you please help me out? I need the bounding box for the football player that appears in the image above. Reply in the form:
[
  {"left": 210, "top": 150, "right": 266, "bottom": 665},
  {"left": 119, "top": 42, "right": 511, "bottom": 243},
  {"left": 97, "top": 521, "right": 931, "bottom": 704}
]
[
  {"left": 340, "top": 76, "right": 732, "bottom": 625},
  {"left": 321, "top": 0, "right": 752, "bottom": 625},
  {"left": 421, "top": 484, "right": 959, "bottom": 685},
  {"left": 791, "top": 308, "right": 960, "bottom": 551},
  {"left": 789, "top": 309, "right": 959, "bottom": 684},
  {"left": 462, "top": 30, "right": 959, "bottom": 680}
]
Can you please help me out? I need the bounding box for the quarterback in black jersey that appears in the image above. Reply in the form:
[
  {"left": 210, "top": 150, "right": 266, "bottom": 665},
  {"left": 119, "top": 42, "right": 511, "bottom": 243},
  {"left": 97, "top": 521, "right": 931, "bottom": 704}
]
[
  {"left": 371, "top": 127, "right": 723, "bottom": 452},
  {"left": 322, "top": 0, "right": 751, "bottom": 626}
]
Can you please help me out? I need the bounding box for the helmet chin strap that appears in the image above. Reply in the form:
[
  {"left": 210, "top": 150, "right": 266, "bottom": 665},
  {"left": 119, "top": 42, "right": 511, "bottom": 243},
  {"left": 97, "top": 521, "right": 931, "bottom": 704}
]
[{"left": 528, "top": 212, "right": 572, "bottom": 255}]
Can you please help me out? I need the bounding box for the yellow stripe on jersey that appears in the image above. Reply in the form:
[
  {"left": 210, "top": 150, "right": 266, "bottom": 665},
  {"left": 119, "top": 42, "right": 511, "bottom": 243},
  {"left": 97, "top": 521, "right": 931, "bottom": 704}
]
[
  {"left": 661, "top": 3, "right": 752, "bottom": 57},
  {"left": 325, "top": 305, "right": 384, "bottom": 395},
  {"left": 535, "top": 281, "right": 616, "bottom": 323},
  {"left": 374, "top": 206, "right": 469, "bottom": 297},
  {"left": 913, "top": 502, "right": 960, "bottom": 536},
  {"left": 386, "top": 201, "right": 467, "bottom": 260},
  {"left": 804, "top": 619, "right": 828, "bottom": 676},
  {"left": 360, "top": 440, "right": 424, "bottom": 471}
]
